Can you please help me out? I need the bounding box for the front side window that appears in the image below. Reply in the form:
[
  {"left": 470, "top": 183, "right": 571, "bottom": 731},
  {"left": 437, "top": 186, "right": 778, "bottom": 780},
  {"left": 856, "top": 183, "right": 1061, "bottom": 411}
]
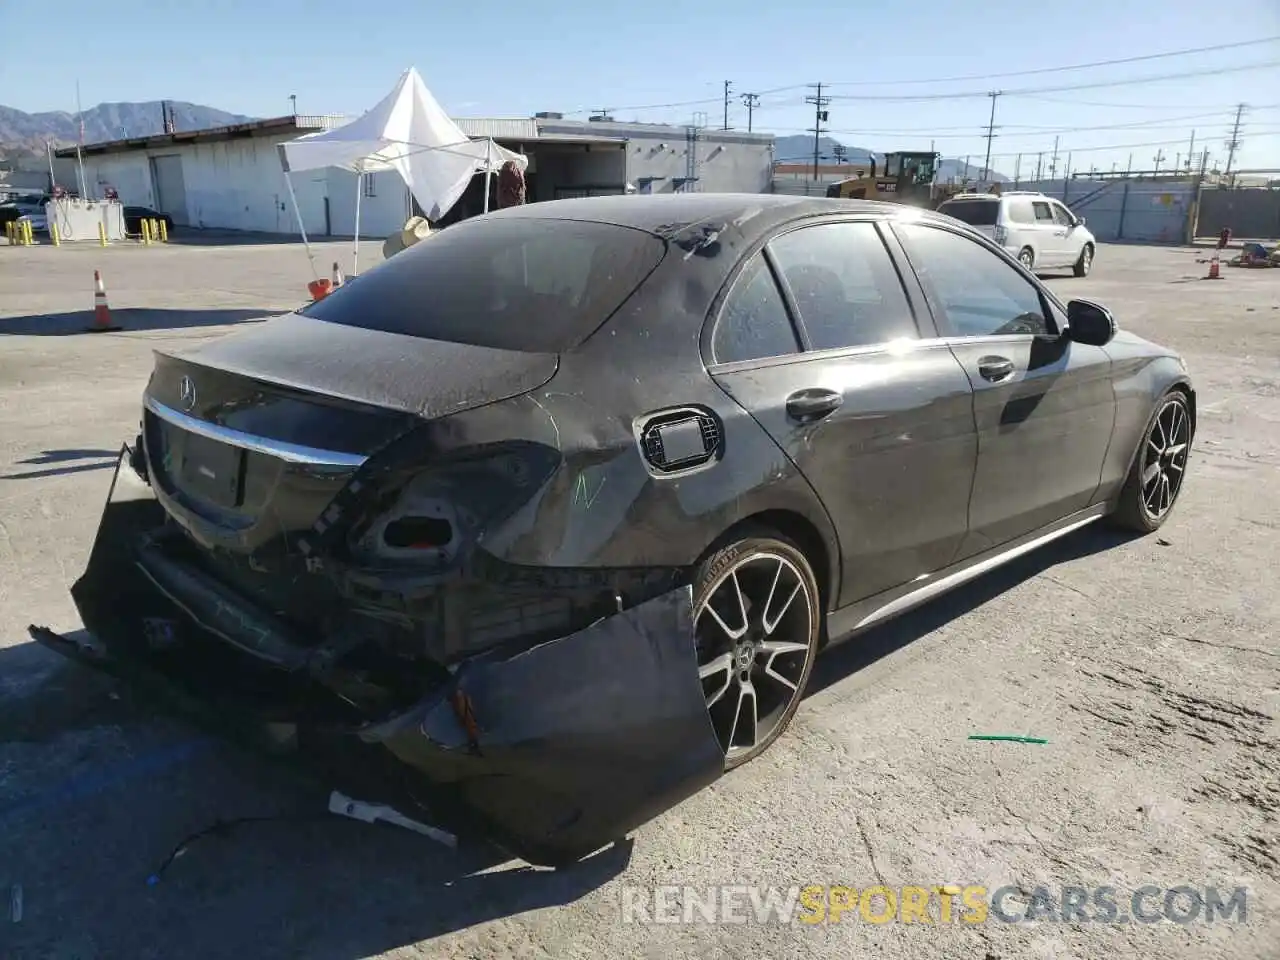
[
  {"left": 896, "top": 224, "right": 1053, "bottom": 338},
  {"left": 767, "top": 221, "right": 918, "bottom": 351},
  {"left": 1052, "top": 203, "right": 1075, "bottom": 226},
  {"left": 711, "top": 254, "right": 800, "bottom": 364}
]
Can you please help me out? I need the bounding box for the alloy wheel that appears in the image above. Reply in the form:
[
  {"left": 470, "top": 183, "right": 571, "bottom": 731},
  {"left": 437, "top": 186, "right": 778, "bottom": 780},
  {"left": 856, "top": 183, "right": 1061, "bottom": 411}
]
[
  {"left": 1140, "top": 399, "right": 1190, "bottom": 520},
  {"left": 1079, "top": 247, "right": 1092, "bottom": 274},
  {"left": 694, "top": 551, "right": 815, "bottom": 763},
  {"left": 1019, "top": 249, "right": 1034, "bottom": 270}
]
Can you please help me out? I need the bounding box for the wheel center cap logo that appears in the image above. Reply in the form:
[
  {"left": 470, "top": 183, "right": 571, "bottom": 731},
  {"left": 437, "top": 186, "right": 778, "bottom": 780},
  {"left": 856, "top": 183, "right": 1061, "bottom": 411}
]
[{"left": 178, "top": 375, "right": 196, "bottom": 412}]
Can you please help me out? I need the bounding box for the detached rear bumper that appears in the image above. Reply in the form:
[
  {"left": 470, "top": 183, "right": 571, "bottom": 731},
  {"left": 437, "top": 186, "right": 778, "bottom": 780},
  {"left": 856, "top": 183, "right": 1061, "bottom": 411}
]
[{"left": 31, "top": 450, "right": 724, "bottom": 866}]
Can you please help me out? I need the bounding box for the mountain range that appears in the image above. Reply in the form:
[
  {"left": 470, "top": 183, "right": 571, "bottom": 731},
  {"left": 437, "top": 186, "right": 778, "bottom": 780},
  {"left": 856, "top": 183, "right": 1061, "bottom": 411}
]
[
  {"left": 0, "top": 101, "right": 256, "bottom": 167},
  {"left": 773, "top": 134, "right": 1009, "bottom": 183}
]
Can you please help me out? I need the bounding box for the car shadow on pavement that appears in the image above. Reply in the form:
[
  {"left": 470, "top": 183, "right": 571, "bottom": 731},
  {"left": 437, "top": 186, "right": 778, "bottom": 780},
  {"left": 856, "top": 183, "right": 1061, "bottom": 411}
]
[
  {"left": 0, "top": 638, "right": 632, "bottom": 959},
  {"left": 807, "top": 523, "right": 1133, "bottom": 696},
  {"left": 1, "top": 448, "right": 120, "bottom": 480},
  {"left": 0, "top": 308, "right": 282, "bottom": 336}
]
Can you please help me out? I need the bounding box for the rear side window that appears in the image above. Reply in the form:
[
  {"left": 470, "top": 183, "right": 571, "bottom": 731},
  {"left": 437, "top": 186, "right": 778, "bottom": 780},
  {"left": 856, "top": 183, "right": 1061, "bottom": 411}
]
[
  {"left": 768, "top": 221, "right": 918, "bottom": 350},
  {"left": 712, "top": 254, "right": 800, "bottom": 364},
  {"left": 300, "top": 217, "right": 666, "bottom": 352},
  {"left": 1032, "top": 201, "right": 1055, "bottom": 222},
  {"left": 1006, "top": 198, "right": 1036, "bottom": 224},
  {"left": 938, "top": 199, "right": 999, "bottom": 226}
]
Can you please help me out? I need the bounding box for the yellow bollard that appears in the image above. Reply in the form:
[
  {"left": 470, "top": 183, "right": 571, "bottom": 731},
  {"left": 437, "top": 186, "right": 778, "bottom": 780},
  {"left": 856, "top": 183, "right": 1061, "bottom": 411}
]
[
  {"left": 98, "top": 221, "right": 108, "bottom": 246},
  {"left": 23, "top": 220, "right": 33, "bottom": 246},
  {"left": 50, "top": 222, "right": 60, "bottom": 246},
  {"left": 158, "top": 219, "right": 168, "bottom": 243},
  {"left": 142, "top": 220, "right": 152, "bottom": 245},
  {"left": 4, "top": 222, "right": 11, "bottom": 244},
  {"left": 150, "top": 219, "right": 160, "bottom": 243}
]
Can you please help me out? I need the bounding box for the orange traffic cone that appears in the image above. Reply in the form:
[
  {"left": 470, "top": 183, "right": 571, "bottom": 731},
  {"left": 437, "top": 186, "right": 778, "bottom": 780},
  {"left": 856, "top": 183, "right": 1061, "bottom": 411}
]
[
  {"left": 331, "top": 262, "right": 345, "bottom": 288},
  {"left": 87, "top": 270, "right": 121, "bottom": 332},
  {"left": 1206, "top": 253, "right": 1221, "bottom": 280}
]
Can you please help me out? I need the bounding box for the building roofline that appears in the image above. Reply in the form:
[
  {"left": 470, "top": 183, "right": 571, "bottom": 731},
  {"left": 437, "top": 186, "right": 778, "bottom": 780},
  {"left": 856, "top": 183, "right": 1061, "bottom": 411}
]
[{"left": 52, "top": 115, "right": 342, "bottom": 159}]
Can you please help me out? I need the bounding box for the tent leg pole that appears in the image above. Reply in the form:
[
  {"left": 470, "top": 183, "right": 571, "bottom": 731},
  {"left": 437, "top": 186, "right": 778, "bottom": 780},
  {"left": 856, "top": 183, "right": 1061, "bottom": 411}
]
[
  {"left": 483, "top": 139, "right": 492, "bottom": 214},
  {"left": 284, "top": 172, "right": 319, "bottom": 282},
  {"left": 353, "top": 172, "right": 362, "bottom": 276}
]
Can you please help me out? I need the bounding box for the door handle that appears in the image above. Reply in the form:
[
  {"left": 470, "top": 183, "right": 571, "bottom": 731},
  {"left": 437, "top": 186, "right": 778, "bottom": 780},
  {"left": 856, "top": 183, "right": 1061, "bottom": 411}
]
[
  {"left": 977, "top": 356, "right": 1015, "bottom": 382},
  {"left": 786, "top": 388, "right": 843, "bottom": 423}
]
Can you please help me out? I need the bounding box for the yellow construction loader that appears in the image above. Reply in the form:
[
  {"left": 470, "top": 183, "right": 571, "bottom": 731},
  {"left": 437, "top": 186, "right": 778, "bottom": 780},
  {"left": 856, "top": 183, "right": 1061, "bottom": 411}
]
[{"left": 825, "top": 151, "right": 957, "bottom": 208}]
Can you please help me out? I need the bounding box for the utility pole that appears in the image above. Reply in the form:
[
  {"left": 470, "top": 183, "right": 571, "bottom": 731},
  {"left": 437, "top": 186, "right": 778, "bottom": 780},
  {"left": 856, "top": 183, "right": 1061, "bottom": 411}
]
[
  {"left": 1013, "top": 153, "right": 1022, "bottom": 186},
  {"left": 1186, "top": 130, "right": 1196, "bottom": 172},
  {"left": 722, "top": 81, "right": 733, "bottom": 130},
  {"left": 982, "top": 90, "right": 1001, "bottom": 182},
  {"left": 1223, "top": 103, "right": 1246, "bottom": 185},
  {"left": 1035, "top": 152, "right": 1044, "bottom": 181},
  {"left": 1049, "top": 136, "right": 1060, "bottom": 179},
  {"left": 805, "top": 83, "right": 831, "bottom": 182},
  {"left": 740, "top": 92, "right": 761, "bottom": 133},
  {"left": 1153, "top": 149, "right": 1165, "bottom": 175}
]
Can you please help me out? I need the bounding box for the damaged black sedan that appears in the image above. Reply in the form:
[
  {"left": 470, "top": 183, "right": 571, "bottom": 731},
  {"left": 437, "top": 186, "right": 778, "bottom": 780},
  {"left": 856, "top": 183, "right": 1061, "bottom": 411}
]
[{"left": 33, "top": 194, "right": 1195, "bottom": 866}]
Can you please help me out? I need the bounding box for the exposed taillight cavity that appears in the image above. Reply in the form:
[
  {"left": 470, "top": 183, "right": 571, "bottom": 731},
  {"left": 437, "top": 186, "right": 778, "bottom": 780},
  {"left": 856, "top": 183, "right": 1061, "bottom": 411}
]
[
  {"left": 994, "top": 224, "right": 1009, "bottom": 245},
  {"left": 383, "top": 516, "right": 454, "bottom": 550}
]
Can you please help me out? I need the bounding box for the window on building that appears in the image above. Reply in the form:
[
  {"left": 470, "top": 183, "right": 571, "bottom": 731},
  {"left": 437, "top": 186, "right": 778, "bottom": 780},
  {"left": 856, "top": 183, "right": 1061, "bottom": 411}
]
[
  {"left": 711, "top": 253, "right": 800, "bottom": 364},
  {"left": 766, "top": 221, "right": 918, "bottom": 351},
  {"left": 896, "top": 223, "right": 1052, "bottom": 338}
]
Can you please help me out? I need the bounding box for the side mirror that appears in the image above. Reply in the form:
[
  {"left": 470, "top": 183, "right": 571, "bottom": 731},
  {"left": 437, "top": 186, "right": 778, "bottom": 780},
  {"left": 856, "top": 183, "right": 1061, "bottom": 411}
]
[
  {"left": 1076, "top": 215, "right": 1087, "bottom": 227},
  {"left": 1066, "top": 299, "right": 1115, "bottom": 346}
]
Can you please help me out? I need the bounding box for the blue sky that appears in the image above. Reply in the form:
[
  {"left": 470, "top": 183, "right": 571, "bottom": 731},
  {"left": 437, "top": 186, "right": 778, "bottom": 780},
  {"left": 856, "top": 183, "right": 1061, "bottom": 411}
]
[{"left": 2, "top": 0, "right": 1277, "bottom": 176}]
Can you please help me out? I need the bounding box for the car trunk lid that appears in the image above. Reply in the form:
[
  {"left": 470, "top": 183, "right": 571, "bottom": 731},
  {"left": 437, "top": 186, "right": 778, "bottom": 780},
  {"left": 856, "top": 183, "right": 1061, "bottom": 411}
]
[{"left": 143, "top": 312, "right": 558, "bottom": 558}]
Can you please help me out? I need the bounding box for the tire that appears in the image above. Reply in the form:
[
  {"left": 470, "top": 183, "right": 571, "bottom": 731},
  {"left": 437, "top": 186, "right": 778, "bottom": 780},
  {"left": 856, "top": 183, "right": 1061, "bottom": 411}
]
[
  {"left": 1018, "top": 247, "right": 1035, "bottom": 271},
  {"left": 1073, "top": 243, "right": 1094, "bottom": 277},
  {"left": 1108, "top": 391, "right": 1192, "bottom": 533},
  {"left": 692, "top": 529, "right": 821, "bottom": 771}
]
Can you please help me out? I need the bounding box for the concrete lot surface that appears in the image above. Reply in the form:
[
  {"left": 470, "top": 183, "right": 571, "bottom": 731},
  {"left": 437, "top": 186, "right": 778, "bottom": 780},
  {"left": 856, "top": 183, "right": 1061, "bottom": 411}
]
[{"left": 0, "top": 238, "right": 1277, "bottom": 959}]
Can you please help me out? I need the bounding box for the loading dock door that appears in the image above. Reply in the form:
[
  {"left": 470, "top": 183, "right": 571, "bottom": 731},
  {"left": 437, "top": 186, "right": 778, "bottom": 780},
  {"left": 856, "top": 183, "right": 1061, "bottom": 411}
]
[{"left": 149, "top": 155, "right": 188, "bottom": 225}]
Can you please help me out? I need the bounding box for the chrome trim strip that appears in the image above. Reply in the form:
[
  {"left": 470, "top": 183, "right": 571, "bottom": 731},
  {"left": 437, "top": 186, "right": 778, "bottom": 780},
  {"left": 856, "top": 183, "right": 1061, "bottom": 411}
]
[
  {"left": 852, "top": 506, "right": 1106, "bottom": 631},
  {"left": 143, "top": 395, "right": 368, "bottom": 468}
]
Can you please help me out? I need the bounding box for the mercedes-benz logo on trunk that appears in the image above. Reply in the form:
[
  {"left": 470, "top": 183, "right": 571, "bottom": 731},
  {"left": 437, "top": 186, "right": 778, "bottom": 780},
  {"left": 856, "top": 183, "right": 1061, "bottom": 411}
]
[{"left": 178, "top": 375, "right": 197, "bottom": 412}]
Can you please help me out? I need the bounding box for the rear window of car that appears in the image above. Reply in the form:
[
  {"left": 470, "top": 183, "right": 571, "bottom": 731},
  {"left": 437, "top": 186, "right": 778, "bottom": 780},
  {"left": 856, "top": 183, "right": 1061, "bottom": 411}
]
[
  {"left": 938, "top": 199, "right": 1000, "bottom": 226},
  {"left": 300, "top": 216, "right": 666, "bottom": 353}
]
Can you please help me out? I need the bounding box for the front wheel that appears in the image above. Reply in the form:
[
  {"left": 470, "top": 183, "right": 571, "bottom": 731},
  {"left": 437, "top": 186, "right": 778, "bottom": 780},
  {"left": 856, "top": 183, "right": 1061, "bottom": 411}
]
[
  {"left": 693, "top": 532, "right": 820, "bottom": 770},
  {"left": 1073, "top": 244, "right": 1094, "bottom": 277},
  {"left": 1108, "top": 391, "right": 1192, "bottom": 533}
]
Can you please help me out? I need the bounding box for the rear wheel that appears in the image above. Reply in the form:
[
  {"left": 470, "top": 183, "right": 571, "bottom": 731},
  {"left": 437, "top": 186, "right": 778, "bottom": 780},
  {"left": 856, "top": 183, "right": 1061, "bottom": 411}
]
[
  {"left": 1073, "top": 243, "right": 1094, "bottom": 277},
  {"left": 1109, "top": 391, "right": 1192, "bottom": 533},
  {"left": 693, "top": 532, "right": 820, "bottom": 770},
  {"left": 1018, "top": 247, "right": 1035, "bottom": 271}
]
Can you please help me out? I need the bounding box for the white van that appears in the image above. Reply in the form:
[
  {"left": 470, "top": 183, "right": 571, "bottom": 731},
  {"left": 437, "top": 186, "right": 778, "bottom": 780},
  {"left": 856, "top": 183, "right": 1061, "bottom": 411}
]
[{"left": 936, "top": 191, "right": 1097, "bottom": 277}]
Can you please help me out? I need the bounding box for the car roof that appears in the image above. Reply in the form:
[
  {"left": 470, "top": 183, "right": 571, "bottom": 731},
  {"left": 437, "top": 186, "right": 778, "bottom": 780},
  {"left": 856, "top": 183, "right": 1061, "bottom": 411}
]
[{"left": 478, "top": 192, "right": 957, "bottom": 241}]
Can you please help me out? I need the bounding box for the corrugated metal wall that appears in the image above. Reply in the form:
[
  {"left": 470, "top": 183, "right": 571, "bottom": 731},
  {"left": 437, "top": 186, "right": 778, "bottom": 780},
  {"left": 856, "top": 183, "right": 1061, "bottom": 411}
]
[
  {"left": 1196, "top": 188, "right": 1280, "bottom": 240},
  {"left": 1004, "top": 179, "right": 1194, "bottom": 244}
]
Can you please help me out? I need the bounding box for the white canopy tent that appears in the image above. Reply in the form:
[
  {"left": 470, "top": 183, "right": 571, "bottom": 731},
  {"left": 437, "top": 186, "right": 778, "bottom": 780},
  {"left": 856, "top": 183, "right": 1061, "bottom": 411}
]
[{"left": 278, "top": 66, "right": 527, "bottom": 278}]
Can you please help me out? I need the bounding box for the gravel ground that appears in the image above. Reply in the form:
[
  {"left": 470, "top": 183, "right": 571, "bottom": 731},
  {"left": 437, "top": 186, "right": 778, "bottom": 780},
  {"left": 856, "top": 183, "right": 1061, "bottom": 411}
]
[{"left": 0, "top": 237, "right": 1277, "bottom": 960}]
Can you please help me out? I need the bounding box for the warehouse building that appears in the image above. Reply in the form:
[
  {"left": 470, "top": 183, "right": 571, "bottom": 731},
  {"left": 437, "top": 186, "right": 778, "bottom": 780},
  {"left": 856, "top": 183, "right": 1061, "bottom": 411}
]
[{"left": 54, "top": 113, "right": 774, "bottom": 238}]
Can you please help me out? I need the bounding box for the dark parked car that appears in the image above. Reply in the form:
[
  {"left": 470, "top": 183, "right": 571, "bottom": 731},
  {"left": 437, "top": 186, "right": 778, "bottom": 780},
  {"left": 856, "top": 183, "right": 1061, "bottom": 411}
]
[
  {"left": 123, "top": 205, "right": 173, "bottom": 235},
  {"left": 33, "top": 194, "right": 1195, "bottom": 866}
]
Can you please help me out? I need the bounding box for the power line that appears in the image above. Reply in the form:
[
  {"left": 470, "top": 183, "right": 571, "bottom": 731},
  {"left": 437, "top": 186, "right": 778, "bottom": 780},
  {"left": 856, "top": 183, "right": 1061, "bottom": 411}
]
[
  {"left": 769, "top": 110, "right": 1249, "bottom": 141},
  {"left": 825, "top": 60, "right": 1280, "bottom": 103},
  {"left": 982, "top": 129, "right": 1280, "bottom": 161},
  {"left": 805, "top": 83, "right": 831, "bottom": 179},
  {"left": 823, "top": 36, "right": 1280, "bottom": 87}
]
